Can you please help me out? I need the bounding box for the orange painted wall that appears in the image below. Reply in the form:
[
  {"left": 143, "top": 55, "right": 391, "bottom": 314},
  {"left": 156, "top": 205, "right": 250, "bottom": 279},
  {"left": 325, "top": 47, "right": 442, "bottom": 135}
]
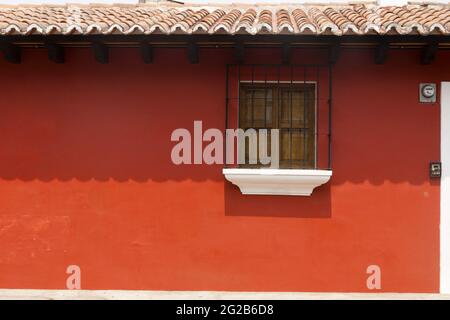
[{"left": 0, "top": 47, "right": 446, "bottom": 292}]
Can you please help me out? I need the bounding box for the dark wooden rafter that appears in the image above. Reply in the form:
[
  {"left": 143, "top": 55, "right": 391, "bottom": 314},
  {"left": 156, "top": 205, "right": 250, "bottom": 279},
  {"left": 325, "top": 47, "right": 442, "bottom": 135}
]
[
  {"left": 187, "top": 42, "right": 198, "bottom": 64},
  {"left": 374, "top": 41, "right": 389, "bottom": 64},
  {"left": 282, "top": 42, "right": 291, "bottom": 64},
  {"left": 421, "top": 42, "right": 439, "bottom": 65},
  {"left": 234, "top": 42, "right": 245, "bottom": 64},
  {"left": 46, "top": 43, "right": 64, "bottom": 63},
  {"left": 140, "top": 42, "right": 153, "bottom": 63},
  {"left": 93, "top": 42, "right": 109, "bottom": 64},
  {"left": 0, "top": 43, "right": 21, "bottom": 64},
  {"left": 328, "top": 42, "right": 340, "bottom": 65}
]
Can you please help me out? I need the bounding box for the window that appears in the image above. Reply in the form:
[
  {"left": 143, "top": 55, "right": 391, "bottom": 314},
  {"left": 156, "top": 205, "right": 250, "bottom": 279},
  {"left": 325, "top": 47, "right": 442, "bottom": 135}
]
[
  {"left": 224, "top": 65, "right": 332, "bottom": 196},
  {"left": 239, "top": 82, "right": 316, "bottom": 169}
]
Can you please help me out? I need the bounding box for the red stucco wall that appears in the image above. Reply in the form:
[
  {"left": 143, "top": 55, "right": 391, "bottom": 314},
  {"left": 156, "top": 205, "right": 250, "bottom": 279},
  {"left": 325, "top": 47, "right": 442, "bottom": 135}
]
[{"left": 0, "top": 47, "right": 447, "bottom": 292}]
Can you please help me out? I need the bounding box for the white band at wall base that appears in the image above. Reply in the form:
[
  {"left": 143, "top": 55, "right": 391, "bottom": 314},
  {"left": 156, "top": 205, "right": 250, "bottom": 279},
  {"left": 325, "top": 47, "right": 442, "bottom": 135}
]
[
  {"left": 0, "top": 289, "right": 448, "bottom": 300},
  {"left": 223, "top": 168, "right": 332, "bottom": 196}
]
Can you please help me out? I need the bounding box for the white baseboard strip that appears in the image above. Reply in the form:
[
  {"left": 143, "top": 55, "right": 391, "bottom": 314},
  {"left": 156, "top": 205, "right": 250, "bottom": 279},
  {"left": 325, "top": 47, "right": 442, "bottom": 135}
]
[{"left": 0, "top": 289, "right": 449, "bottom": 300}]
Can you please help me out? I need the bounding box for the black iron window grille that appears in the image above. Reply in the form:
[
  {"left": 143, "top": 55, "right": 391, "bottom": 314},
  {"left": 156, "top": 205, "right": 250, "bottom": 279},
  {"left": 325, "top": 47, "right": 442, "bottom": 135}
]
[{"left": 225, "top": 64, "right": 332, "bottom": 170}]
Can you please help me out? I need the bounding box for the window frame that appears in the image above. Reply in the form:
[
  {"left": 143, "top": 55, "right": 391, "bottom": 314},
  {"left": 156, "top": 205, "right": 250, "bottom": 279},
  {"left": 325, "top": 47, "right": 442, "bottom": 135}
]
[{"left": 238, "top": 80, "right": 318, "bottom": 169}]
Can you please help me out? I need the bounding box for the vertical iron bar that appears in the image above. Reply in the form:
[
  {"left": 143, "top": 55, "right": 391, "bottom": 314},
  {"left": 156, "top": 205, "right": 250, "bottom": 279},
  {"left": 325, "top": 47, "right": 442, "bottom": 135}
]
[
  {"left": 328, "top": 64, "right": 333, "bottom": 170},
  {"left": 237, "top": 64, "right": 241, "bottom": 167},
  {"left": 264, "top": 65, "right": 267, "bottom": 128},
  {"left": 304, "top": 66, "right": 307, "bottom": 169},
  {"left": 264, "top": 66, "right": 268, "bottom": 167},
  {"left": 290, "top": 65, "right": 293, "bottom": 169},
  {"left": 225, "top": 64, "right": 229, "bottom": 168},
  {"left": 277, "top": 65, "right": 281, "bottom": 169},
  {"left": 251, "top": 66, "right": 255, "bottom": 166},
  {"left": 237, "top": 64, "right": 241, "bottom": 128},
  {"left": 251, "top": 65, "right": 255, "bottom": 128},
  {"left": 316, "top": 66, "right": 319, "bottom": 169}
]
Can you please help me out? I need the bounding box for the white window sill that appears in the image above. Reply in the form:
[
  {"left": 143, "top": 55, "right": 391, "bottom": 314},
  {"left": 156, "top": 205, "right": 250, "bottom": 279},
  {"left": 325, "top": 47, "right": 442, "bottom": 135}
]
[{"left": 223, "top": 168, "right": 332, "bottom": 196}]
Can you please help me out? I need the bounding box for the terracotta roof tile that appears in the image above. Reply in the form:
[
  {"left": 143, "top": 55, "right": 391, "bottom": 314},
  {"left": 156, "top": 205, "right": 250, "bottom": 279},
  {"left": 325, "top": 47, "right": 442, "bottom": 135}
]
[{"left": 0, "top": 3, "right": 449, "bottom": 36}]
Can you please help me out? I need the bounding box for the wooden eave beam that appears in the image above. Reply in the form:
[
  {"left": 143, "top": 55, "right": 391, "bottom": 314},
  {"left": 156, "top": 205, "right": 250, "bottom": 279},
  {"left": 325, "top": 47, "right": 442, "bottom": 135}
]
[
  {"left": 282, "top": 43, "right": 291, "bottom": 64},
  {"left": 46, "top": 43, "right": 64, "bottom": 63},
  {"left": 374, "top": 42, "right": 389, "bottom": 64},
  {"left": 421, "top": 42, "right": 438, "bottom": 65},
  {"left": 140, "top": 42, "right": 153, "bottom": 64},
  {"left": 328, "top": 42, "right": 340, "bottom": 65},
  {"left": 234, "top": 42, "right": 245, "bottom": 64},
  {"left": 93, "top": 42, "right": 109, "bottom": 64},
  {"left": 187, "top": 42, "right": 198, "bottom": 64},
  {"left": 2, "top": 34, "right": 450, "bottom": 46},
  {"left": 0, "top": 43, "right": 21, "bottom": 63}
]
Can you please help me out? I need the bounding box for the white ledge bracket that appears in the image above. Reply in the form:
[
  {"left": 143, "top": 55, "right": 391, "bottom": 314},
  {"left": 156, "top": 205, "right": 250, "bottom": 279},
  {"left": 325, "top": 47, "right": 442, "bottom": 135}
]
[{"left": 223, "top": 168, "right": 333, "bottom": 196}]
